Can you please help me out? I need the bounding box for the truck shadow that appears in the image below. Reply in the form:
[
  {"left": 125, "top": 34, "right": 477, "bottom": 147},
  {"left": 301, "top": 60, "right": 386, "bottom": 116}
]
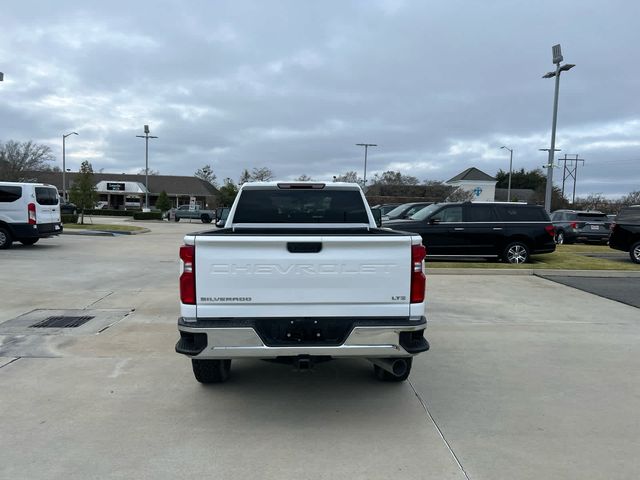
[{"left": 187, "top": 358, "right": 417, "bottom": 428}]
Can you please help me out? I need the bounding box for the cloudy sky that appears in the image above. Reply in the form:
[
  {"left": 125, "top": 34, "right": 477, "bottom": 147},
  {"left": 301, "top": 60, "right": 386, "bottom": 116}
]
[{"left": 1, "top": 0, "right": 639, "bottom": 196}]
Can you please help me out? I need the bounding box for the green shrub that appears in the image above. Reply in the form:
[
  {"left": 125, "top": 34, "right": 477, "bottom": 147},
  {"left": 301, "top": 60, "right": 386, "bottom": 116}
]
[
  {"left": 83, "top": 209, "right": 135, "bottom": 216},
  {"left": 61, "top": 214, "right": 79, "bottom": 224},
  {"left": 133, "top": 211, "right": 163, "bottom": 220}
]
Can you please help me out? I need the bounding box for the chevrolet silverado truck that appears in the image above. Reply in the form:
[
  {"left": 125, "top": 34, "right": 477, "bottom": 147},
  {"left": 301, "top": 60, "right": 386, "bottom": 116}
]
[{"left": 176, "top": 182, "right": 429, "bottom": 383}]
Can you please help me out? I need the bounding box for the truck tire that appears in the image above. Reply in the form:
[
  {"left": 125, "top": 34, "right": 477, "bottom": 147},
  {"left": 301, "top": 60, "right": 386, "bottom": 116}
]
[
  {"left": 630, "top": 241, "right": 640, "bottom": 264},
  {"left": 373, "top": 358, "right": 412, "bottom": 382},
  {"left": 174, "top": 216, "right": 180, "bottom": 222},
  {"left": 201, "top": 214, "right": 212, "bottom": 223},
  {"left": 20, "top": 238, "right": 39, "bottom": 246},
  {"left": 0, "top": 227, "right": 13, "bottom": 249},
  {"left": 192, "top": 359, "right": 231, "bottom": 383}
]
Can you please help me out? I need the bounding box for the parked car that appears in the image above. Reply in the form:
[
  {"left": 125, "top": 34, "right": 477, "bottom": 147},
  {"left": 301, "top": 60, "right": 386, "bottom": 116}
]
[
  {"left": 215, "top": 206, "right": 230, "bottom": 227},
  {"left": 384, "top": 202, "right": 556, "bottom": 263},
  {"left": 550, "top": 210, "right": 610, "bottom": 244},
  {"left": 170, "top": 205, "right": 215, "bottom": 223},
  {"left": 0, "top": 181, "right": 63, "bottom": 249},
  {"left": 60, "top": 201, "right": 78, "bottom": 215},
  {"left": 94, "top": 201, "right": 109, "bottom": 210},
  {"left": 383, "top": 202, "right": 432, "bottom": 221},
  {"left": 176, "top": 182, "right": 428, "bottom": 383},
  {"left": 609, "top": 205, "right": 640, "bottom": 264},
  {"left": 370, "top": 203, "right": 401, "bottom": 216}
]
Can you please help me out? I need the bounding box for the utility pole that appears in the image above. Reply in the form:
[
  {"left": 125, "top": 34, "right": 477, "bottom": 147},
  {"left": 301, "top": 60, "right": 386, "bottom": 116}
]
[
  {"left": 542, "top": 44, "right": 575, "bottom": 212},
  {"left": 500, "top": 146, "right": 514, "bottom": 202},
  {"left": 62, "top": 132, "right": 78, "bottom": 201},
  {"left": 355, "top": 143, "right": 377, "bottom": 188},
  {"left": 559, "top": 154, "right": 585, "bottom": 204},
  {"left": 136, "top": 125, "right": 158, "bottom": 210}
]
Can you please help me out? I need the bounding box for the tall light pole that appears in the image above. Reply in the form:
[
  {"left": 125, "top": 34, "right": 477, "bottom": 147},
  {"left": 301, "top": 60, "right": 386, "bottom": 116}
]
[
  {"left": 136, "top": 125, "right": 158, "bottom": 210},
  {"left": 62, "top": 132, "right": 78, "bottom": 201},
  {"left": 500, "top": 146, "right": 514, "bottom": 202},
  {"left": 542, "top": 44, "right": 575, "bottom": 212},
  {"left": 355, "top": 143, "right": 377, "bottom": 187}
]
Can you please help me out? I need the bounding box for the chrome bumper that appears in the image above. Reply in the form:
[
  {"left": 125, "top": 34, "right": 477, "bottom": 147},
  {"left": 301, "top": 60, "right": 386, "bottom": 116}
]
[{"left": 177, "top": 318, "right": 428, "bottom": 359}]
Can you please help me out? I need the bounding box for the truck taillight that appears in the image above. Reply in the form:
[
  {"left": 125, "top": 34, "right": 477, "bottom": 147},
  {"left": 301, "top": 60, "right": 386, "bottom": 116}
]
[
  {"left": 410, "top": 244, "right": 426, "bottom": 303},
  {"left": 180, "top": 245, "right": 196, "bottom": 304},
  {"left": 28, "top": 203, "right": 37, "bottom": 225},
  {"left": 545, "top": 225, "right": 555, "bottom": 237}
]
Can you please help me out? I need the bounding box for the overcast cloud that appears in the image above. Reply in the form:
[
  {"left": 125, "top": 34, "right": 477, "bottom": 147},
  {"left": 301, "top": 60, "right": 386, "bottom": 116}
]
[{"left": 1, "top": 0, "right": 639, "bottom": 196}]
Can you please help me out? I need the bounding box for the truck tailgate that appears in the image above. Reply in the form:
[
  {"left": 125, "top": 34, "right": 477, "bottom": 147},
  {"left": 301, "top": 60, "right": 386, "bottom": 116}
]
[{"left": 194, "top": 234, "right": 412, "bottom": 318}]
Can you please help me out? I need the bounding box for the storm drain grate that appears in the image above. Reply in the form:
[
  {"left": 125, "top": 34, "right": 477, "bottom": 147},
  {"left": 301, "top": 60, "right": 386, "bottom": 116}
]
[{"left": 29, "top": 316, "right": 95, "bottom": 328}]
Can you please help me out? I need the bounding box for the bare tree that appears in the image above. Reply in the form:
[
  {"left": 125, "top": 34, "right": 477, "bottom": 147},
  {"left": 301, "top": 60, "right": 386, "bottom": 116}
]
[
  {"left": 446, "top": 187, "right": 474, "bottom": 202},
  {"left": 194, "top": 164, "right": 218, "bottom": 187},
  {"left": 621, "top": 190, "right": 640, "bottom": 206},
  {"left": 238, "top": 169, "right": 251, "bottom": 185},
  {"left": 0, "top": 140, "right": 55, "bottom": 181},
  {"left": 334, "top": 171, "right": 362, "bottom": 184},
  {"left": 136, "top": 168, "right": 160, "bottom": 175},
  {"left": 250, "top": 167, "right": 274, "bottom": 181},
  {"left": 295, "top": 174, "right": 312, "bottom": 181},
  {"left": 371, "top": 170, "right": 419, "bottom": 185}
]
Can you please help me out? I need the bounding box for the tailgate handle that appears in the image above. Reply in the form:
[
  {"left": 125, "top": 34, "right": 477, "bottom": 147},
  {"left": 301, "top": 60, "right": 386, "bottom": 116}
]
[{"left": 287, "top": 242, "right": 323, "bottom": 253}]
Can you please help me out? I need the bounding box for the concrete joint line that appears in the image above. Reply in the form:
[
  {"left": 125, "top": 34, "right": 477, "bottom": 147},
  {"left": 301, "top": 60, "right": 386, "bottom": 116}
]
[
  {"left": 408, "top": 379, "right": 471, "bottom": 480},
  {"left": 86, "top": 291, "right": 114, "bottom": 308},
  {"left": 0, "top": 357, "right": 21, "bottom": 370}
]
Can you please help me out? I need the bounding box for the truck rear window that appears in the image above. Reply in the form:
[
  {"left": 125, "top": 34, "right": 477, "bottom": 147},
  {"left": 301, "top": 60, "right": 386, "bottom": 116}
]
[
  {"left": 35, "top": 187, "right": 59, "bottom": 206},
  {"left": 233, "top": 189, "right": 369, "bottom": 223}
]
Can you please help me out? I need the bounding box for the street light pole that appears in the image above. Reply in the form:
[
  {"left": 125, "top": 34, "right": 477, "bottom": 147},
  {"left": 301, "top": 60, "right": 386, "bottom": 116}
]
[
  {"left": 355, "top": 143, "right": 377, "bottom": 187},
  {"left": 62, "top": 132, "right": 78, "bottom": 201},
  {"left": 542, "top": 44, "right": 575, "bottom": 212},
  {"left": 136, "top": 125, "right": 158, "bottom": 210},
  {"left": 500, "top": 146, "right": 514, "bottom": 202}
]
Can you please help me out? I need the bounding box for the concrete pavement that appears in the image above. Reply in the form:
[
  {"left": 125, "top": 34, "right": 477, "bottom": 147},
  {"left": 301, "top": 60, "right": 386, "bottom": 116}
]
[{"left": 1, "top": 221, "right": 639, "bottom": 479}]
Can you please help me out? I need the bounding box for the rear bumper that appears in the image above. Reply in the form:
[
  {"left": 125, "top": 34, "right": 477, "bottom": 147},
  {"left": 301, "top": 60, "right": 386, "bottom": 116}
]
[
  {"left": 176, "top": 316, "right": 428, "bottom": 359},
  {"left": 9, "top": 222, "right": 63, "bottom": 238}
]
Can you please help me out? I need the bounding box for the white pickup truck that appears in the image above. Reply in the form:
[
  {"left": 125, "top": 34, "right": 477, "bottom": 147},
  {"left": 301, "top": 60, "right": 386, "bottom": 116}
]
[{"left": 176, "top": 182, "right": 429, "bottom": 383}]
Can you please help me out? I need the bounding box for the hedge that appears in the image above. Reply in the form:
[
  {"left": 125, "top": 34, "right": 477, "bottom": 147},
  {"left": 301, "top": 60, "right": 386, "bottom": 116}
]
[
  {"left": 61, "top": 214, "right": 79, "bottom": 224},
  {"left": 132, "top": 211, "right": 163, "bottom": 220},
  {"left": 82, "top": 209, "right": 135, "bottom": 216}
]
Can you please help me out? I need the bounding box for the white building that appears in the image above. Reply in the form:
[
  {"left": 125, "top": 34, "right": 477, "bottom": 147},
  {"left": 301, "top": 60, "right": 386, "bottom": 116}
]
[{"left": 445, "top": 167, "right": 497, "bottom": 202}]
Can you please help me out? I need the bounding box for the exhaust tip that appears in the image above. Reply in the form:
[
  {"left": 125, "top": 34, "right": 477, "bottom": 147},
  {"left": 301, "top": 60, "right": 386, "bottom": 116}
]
[{"left": 392, "top": 359, "right": 408, "bottom": 377}]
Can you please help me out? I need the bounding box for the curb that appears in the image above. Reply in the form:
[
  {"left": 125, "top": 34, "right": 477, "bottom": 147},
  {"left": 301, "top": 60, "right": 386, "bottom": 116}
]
[
  {"left": 62, "top": 228, "right": 150, "bottom": 236},
  {"left": 426, "top": 267, "right": 640, "bottom": 277}
]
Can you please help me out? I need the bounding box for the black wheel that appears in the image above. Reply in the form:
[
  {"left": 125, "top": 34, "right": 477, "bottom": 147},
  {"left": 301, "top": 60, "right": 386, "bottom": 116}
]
[
  {"left": 555, "top": 231, "right": 565, "bottom": 245},
  {"left": 174, "top": 216, "right": 180, "bottom": 222},
  {"left": 201, "top": 214, "right": 212, "bottom": 224},
  {"left": 373, "top": 358, "right": 412, "bottom": 382},
  {"left": 502, "top": 241, "right": 530, "bottom": 264},
  {"left": 630, "top": 241, "right": 640, "bottom": 264},
  {"left": 19, "top": 238, "right": 39, "bottom": 246},
  {"left": 0, "top": 227, "right": 13, "bottom": 250},
  {"left": 191, "top": 359, "right": 231, "bottom": 383}
]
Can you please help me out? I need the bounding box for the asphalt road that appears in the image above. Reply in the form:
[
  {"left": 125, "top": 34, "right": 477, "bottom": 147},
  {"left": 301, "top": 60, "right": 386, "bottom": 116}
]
[
  {"left": 538, "top": 275, "right": 640, "bottom": 308},
  {"left": 1, "top": 219, "right": 639, "bottom": 480}
]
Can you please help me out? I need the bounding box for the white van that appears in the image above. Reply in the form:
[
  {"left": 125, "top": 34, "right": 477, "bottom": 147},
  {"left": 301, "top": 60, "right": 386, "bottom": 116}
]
[{"left": 0, "top": 181, "right": 63, "bottom": 249}]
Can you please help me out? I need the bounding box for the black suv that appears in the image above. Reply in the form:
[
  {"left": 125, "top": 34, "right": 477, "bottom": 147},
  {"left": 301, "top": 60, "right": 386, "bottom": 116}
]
[
  {"left": 550, "top": 210, "right": 610, "bottom": 244},
  {"left": 384, "top": 202, "right": 556, "bottom": 263},
  {"left": 609, "top": 205, "right": 640, "bottom": 264}
]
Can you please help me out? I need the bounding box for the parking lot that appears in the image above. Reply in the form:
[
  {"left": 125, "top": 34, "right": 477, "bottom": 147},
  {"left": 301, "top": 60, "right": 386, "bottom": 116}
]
[{"left": 1, "top": 220, "right": 639, "bottom": 480}]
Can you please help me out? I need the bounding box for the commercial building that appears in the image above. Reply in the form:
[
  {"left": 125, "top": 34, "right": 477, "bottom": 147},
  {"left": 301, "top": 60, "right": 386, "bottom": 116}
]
[{"left": 27, "top": 171, "right": 219, "bottom": 210}]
